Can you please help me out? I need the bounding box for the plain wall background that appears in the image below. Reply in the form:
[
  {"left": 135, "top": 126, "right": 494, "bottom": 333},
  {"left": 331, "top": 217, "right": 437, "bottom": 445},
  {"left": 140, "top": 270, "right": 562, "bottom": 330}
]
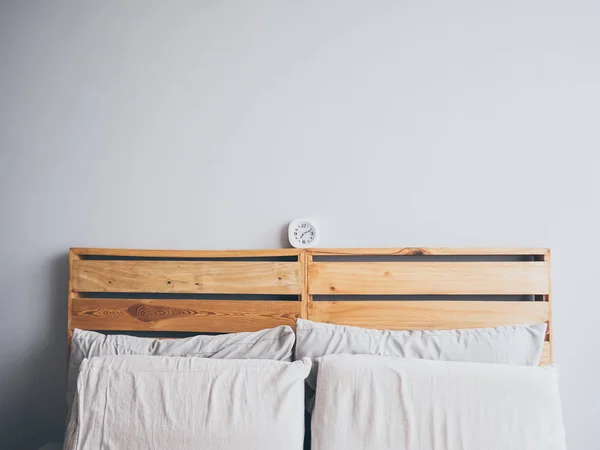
[{"left": 1, "top": 1, "right": 599, "bottom": 448}]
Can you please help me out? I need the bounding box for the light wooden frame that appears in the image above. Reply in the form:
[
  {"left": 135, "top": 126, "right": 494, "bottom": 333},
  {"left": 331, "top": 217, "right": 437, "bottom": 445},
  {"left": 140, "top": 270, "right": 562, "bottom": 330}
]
[{"left": 68, "top": 247, "right": 552, "bottom": 365}]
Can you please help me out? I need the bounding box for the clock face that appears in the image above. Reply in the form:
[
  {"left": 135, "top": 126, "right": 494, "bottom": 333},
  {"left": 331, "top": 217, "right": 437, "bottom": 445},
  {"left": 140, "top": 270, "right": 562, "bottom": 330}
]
[{"left": 288, "top": 219, "right": 319, "bottom": 248}]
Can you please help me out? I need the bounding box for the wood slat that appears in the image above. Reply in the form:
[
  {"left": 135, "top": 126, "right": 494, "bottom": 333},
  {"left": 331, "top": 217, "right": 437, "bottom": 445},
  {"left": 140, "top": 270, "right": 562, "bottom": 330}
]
[
  {"left": 540, "top": 341, "right": 551, "bottom": 366},
  {"left": 72, "top": 298, "right": 301, "bottom": 332},
  {"left": 72, "top": 260, "right": 302, "bottom": 294},
  {"left": 299, "top": 251, "right": 310, "bottom": 319},
  {"left": 308, "top": 301, "right": 549, "bottom": 330},
  {"left": 308, "top": 248, "right": 549, "bottom": 256},
  {"left": 67, "top": 250, "right": 81, "bottom": 353},
  {"left": 72, "top": 248, "right": 549, "bottom": 257},
  {"left": 71, "top": 248, "right": 302, "bottom": 258},
  {"left": 309, "top": 262, "right": 549, "bottom": 295},
  {"left": 544, "top": 250, "right": 553, "bottom": 362}
]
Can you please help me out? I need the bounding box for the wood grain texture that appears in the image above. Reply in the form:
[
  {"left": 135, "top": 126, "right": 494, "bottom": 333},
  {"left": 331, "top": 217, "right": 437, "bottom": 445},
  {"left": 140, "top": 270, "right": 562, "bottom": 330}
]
[
  {"left": 308, "top": 301, "right": 549, "bottom": 330},
  {"left": 72, "top": 260, "right": 302, "bottom": 294},
  {"left": 67, "top": 248, "right": 553, "bottom": 366},
  {"left": 71, "top": 248, "right": 302, "bottom": 258},
  {"left": 67, "top": 249, "right": 80, "bottom": 353},
  {"left": 309, "top": 262, "right": 549, "bottom": 295},
  {"left": 72, "top": 247, "right": 548, "bottom": 257},
  {"left": 308, "top": 248, "right": 549, "bottom": 256},
  {"left": 299, "top": 251, "right": 309, "bottom": 319},
  {"left": 71, "top": 298, "right": 301, "bottom": 332},
  {"left": 540, "top": 341, "right": 551, "bottom": 366},
  {"left": 544, "top": 249, "right": 553, "bottom": 362}
]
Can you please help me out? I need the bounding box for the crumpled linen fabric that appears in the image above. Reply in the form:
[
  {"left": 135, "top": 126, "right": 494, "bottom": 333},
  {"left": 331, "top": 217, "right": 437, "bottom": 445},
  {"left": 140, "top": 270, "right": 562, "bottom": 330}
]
[
  {"left": 67, "top": 325, "right": 295, "bottom": 420},
  {"left": 312, "top": 354, "right": 566, "bottom": 450},
  {"left": 295, "top": 318, "right": 547, "bottom": 412},
  {"left": 65, "top": 355, "right": 310, "bottom": 450}
]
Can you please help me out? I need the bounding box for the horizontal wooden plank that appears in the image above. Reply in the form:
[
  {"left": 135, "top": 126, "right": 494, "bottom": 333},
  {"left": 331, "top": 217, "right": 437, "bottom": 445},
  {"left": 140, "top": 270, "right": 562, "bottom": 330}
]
[
  {"left": 308, "top": 301, "right": 549, "bottom": 330},
  {"left": 71, "top": 248, "right": 301, "bottom": 258},
  {"left": 540, "top": 341, "right": 551, "bottom": 366},
  {"left": 71, "top": 247, "right": 549, "bottom": 257},
  {"left": 72, "top": 260, "right": 302, "bottom": 294},
  {"left": 72, "top": 299, "right": 301, "bottom": 332},
  {"left": 309, "top": 262, "right": 549, "bottom": 295},
  {"left": 308, "top": 248, "right": 549, "bottom": 256}
]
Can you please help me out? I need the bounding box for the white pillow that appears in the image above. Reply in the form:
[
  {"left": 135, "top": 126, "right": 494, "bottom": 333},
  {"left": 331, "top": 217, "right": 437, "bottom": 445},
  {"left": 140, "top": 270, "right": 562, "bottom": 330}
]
[
  {"left": 295, "top": 319, "right": 547, "bottom": 411},
  {"left": 312, "top": 355, "right": 566, "bottom": 450},
  {"left": 65, "top": 355, "right": 311, "bottom": 450},
  {"left": 67, "top": 326, "right": 294, "bottom": 420}
]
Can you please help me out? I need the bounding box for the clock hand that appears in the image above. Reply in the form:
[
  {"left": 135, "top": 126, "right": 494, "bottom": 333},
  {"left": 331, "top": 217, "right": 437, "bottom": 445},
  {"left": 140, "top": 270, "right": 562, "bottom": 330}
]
[{"left": 300, "top": 230, "right": 311, "bottom": 239}]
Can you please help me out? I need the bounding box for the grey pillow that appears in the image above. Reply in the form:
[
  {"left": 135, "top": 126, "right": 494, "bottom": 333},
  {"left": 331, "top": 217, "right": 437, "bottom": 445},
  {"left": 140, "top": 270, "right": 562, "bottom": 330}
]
[
  {"left": 295, "top": 318, "right": 547, "bottom": 412},
  {"left": 67, "top": 325, "right": 295, "bottom": 419}
]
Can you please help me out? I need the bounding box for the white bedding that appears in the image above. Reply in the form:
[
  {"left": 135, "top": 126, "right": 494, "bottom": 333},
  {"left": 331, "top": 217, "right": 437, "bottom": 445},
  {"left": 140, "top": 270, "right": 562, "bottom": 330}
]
[
  {"left": 65, "top": 355, "right": 311, "bottom": 450},
  {"left": 312, "top": 355, "right": 566, "bottom": 450},
  {"left": 295, "top": 319, "right": 547, "bottom": 412},
  {"left": 67, "top": 326, "right": 295, "bottom": 420}
]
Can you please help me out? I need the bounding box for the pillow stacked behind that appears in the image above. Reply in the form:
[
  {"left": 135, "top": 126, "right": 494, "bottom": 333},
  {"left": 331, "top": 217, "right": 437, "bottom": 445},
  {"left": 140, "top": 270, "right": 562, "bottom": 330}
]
[
  {"left": 295, "top": 319, "right": 547, "bottom": 411},
  {"left": 67, "top": 326, "right": 294, "bottom": 419},
  {"left": 312, "top": 355, "right": 566, "bottom": 450},
  {"left": 66, "top": 355, "right": 311, "bottom": 450}
]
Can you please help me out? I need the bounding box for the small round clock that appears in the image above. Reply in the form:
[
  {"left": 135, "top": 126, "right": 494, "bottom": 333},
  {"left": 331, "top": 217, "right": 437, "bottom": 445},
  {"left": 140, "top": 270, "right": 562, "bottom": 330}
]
[{"left": 288, "top": 218, "right": 320, "bottom": 248}]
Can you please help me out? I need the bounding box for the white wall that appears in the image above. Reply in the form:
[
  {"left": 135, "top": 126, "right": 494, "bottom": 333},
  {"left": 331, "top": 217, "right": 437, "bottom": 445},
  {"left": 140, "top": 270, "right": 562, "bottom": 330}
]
[{"left": 1, "top": 1, "right": 599, "bottom": 448}]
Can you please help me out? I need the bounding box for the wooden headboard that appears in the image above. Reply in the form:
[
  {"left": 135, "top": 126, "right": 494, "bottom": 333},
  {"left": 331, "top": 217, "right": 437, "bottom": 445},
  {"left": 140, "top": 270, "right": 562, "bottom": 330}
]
[{"left": 69, "top": 247, "right": 552, "bottom": 364}]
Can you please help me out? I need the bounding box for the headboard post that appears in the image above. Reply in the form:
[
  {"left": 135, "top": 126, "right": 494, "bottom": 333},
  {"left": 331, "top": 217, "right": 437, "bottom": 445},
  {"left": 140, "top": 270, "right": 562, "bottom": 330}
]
[
  {"left": 67, "top": 249, "right": 81, "bottom": 353},
  {"left": 543, "top": 249, "right": 553, "bottom": 361},
  {"left": 299, "top": 250, "right": 310, "bottom": 319}
]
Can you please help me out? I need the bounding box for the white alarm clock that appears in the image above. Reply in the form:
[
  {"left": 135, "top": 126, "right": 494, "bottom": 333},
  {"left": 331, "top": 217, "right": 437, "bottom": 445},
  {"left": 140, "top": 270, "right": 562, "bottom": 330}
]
[{"left": 288, "top": 218, "right": 320, "bottom": 248}]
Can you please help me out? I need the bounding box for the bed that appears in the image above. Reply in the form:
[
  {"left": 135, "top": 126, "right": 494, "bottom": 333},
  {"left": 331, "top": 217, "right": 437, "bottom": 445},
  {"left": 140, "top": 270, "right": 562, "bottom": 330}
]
[{"left": 60, "top": 247, "right": 555, "bottom": 449}]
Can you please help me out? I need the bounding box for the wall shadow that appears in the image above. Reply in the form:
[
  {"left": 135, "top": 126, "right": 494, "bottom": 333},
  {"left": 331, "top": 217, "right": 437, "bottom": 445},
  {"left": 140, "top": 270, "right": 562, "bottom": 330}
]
[
  {"left": 0, "top": 252, "right": 70, "bottom": 449},
  {"left": 278, "top": 223, "right": 291, "bottom": 248}
]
